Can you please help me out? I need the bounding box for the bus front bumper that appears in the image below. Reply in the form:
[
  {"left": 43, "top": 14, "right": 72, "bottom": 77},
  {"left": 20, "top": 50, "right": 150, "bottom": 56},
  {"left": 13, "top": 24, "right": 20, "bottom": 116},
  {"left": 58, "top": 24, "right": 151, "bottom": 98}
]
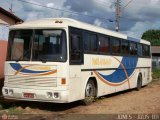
[{"left": 2, "top": 87, "right": 69, "bottom": 103}]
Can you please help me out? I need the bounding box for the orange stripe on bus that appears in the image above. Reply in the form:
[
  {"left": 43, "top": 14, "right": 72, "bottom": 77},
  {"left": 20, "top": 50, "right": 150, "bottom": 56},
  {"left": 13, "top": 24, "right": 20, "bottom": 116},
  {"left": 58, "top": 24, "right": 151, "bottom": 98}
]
[{"left": 20, "top": 70, "right": 57, "bottom": 76}]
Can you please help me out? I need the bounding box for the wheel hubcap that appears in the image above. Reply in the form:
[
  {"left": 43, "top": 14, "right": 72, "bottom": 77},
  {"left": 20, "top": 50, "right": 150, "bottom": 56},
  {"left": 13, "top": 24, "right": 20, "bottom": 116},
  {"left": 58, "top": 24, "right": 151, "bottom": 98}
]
[{"left": 86, "top": 83, "right": 94, "bottom": 97}]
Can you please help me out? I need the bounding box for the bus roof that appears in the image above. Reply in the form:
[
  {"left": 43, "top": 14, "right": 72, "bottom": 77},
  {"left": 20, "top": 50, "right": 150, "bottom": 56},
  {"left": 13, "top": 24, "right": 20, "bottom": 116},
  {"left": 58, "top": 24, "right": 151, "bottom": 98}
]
[{"left": 10, "top": 18, "right": 150, "bottom": 45}]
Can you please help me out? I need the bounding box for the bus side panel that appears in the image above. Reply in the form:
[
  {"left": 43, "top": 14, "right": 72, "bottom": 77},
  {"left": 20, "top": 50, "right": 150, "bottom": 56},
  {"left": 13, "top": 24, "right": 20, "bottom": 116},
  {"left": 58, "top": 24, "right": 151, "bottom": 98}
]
[
  {"left": 81, "top": 55, "right": 152, "bottom": 98},
  {"left": 81, "top": 55, "right": 132, "bottom": 97},
  {"left": 137, "top": 58, "right": 152, "bottom": 86}
]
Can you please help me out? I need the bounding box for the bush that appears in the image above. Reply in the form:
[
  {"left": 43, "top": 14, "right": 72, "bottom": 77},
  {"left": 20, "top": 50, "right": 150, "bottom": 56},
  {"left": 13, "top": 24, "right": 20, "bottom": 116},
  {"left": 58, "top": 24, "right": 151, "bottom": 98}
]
[{"left": 152, "top": 68, "right": 160, "bottom": 79}]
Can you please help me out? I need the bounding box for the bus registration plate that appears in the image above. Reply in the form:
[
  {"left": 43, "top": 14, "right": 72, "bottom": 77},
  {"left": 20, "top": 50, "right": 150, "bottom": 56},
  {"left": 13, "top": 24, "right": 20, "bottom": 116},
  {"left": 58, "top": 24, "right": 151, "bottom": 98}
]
[{"left": 23, "top": 93, "right": 34, "bottom": 98}]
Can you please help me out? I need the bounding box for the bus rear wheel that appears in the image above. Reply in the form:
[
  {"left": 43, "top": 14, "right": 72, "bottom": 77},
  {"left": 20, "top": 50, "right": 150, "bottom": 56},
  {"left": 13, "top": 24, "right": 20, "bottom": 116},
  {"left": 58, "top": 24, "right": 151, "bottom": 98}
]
[
  {"left": 82, "top": 80, "right": 96, "bottom": 105},
  {"left": 137, "top": 75, "right": 142, "bottom": 91}
]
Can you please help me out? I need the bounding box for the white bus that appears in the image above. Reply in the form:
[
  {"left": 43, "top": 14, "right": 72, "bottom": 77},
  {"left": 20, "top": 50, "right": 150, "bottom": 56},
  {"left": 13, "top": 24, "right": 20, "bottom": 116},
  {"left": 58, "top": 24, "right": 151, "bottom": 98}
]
[{"left": 2, "top": 18, "right": 152, "bottom": 105}]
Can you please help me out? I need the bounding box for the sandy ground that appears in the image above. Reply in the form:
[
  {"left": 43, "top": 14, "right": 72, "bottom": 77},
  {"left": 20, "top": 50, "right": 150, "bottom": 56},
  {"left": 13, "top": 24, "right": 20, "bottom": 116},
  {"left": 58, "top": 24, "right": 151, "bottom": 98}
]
[{"left": 0, "top": 79, "right": 160, "bottom": 120}]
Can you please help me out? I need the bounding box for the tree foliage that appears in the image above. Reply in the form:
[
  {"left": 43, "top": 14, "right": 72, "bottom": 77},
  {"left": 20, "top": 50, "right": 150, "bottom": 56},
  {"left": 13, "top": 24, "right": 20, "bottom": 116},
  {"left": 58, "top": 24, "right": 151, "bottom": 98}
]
[{"left": 141, "top": 29, "right": 160, "bottom": 46}]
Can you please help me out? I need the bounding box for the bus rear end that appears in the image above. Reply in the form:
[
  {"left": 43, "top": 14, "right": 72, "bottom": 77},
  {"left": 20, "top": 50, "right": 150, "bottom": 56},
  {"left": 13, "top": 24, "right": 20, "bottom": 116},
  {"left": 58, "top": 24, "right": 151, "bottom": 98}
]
[{"left": 2, "top": 28, "right": 70, "bottom": 103}]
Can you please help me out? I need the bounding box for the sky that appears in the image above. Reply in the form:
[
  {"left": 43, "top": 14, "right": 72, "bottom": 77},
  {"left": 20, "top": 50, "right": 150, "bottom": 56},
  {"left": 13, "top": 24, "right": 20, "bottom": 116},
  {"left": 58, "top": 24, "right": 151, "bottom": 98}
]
[{"left": 0, "top": 0, "right": 160, "bottom": 38}]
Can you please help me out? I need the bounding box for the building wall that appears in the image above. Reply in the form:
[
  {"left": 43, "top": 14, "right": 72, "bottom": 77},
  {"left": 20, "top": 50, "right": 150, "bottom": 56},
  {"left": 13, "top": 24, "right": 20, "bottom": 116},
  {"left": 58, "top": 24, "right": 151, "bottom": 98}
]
[
  {"left": 0, "top": 23, "right": 9, "bottom": 79},
  {"left": 0, "top": 40, "right": 8, "bottom": 79}
]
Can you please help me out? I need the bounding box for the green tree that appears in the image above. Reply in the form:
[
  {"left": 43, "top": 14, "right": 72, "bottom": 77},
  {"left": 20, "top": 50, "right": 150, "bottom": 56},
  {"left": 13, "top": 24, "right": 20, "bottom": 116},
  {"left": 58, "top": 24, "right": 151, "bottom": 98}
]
[{"left": 141, "top": 29, "right": 160, "bottom": 46}]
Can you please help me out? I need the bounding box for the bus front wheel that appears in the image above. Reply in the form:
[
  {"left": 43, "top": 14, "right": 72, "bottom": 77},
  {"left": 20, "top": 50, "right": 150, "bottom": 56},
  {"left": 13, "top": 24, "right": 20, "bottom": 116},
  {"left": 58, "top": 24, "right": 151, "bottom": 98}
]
[{"left": 82, "top": 80, "right": 96, "bottom": 105}]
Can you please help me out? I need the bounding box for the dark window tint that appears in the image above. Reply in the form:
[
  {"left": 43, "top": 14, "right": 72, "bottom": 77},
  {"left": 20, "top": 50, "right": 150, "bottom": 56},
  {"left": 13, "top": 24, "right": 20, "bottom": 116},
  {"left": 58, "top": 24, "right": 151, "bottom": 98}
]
[
  {"left": 70, "top": 27, "right": 83, "bottom": 64},
  {"left": 121, "top": 40, "right": 129, "bottom": 55},
  {"left": 138, "top": 44, "right": 143, "bottom": 56},
  {"left": 111, "top": 38, "right": 120, "bottom": 54},
  {"left": 143, "top": 45, "right": 150, "bottom": 57},
  {"left": 70, "top": 34, "right": 81, "bottom": 61},
  {"left": 98, "top": 35, "right": 110, "bottom": 53},
  {"left": 84, "top": 32, "right": 97, "bottom": 52},
  {"left": 130, "top": 42, "right": 137, "bottom": 55}
]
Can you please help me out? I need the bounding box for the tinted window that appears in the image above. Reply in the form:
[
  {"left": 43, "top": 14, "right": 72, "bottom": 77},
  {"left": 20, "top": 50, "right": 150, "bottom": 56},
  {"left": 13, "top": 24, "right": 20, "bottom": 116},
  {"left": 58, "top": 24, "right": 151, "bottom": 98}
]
[
  {"left": 98, "top": 35, "right": 110, "bottom": 53},
  {"left": 130, "top": 42, "right": 137, "bottom": 55},
  {"left": 143, "top": 45, "right": 150, "bottom": 57},
  {"left": 121, "top": 40, "right": 129, "bottom": 55},
  {"left": 84, "top": 32, "right": 97, "bottom": 52},
  {"left": 70, "top": 33, "right": 81, "bottom": 61},
  {"left": 138, "top": 44, "right": 143, "bottom": 56},
  {"left": 69, "top": 27, "right": 83, "bottom": 64},
  {"left": 112, "top": 38, "right": 120, "bottom": 54}
]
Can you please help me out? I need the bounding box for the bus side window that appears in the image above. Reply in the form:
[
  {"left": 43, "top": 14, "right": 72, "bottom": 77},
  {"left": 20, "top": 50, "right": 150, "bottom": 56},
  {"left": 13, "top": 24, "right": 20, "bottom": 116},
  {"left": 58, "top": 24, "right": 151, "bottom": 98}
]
[
  {"left": 121, "top": 40, "right": 129, "bottom": 55},
  {"left": 98, "top": 35, "right": 110, "bottom": 54},
  {"left": 111, "top": 38, "right": 120, "bottom": 54},
  {"left": 143, "top": 45, "right": 150, "bottom": 57},
  {"left": 83, "top": 32, "right": 97, "bottom": 53},
  {"left": 69, "top": 27, "right": 83, "bottom": 64},
  {"left": 138, "top": 44, "right": 143, "bottom": 56},
  {"left": 130, "top": 42, "right": 137, "bottom": 55}
]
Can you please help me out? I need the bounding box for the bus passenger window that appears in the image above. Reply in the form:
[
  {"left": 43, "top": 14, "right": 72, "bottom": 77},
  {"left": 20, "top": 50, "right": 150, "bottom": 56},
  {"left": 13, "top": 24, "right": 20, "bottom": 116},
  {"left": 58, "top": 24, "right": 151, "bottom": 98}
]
[
  {"left": 130, "top": 42, "right": 137, "bottom": 55},
  {"left": 84, "top": 32, "right": 97, "bottom": 53},
  {"left": 138, "top": 44, "right": 143, "bottom": 56},
  {"left": 121, "top": 40, "right": 129, "bottom": 55},
  {"left": 112, "top": 38, "right": 120, "bottom": 54},
  {"left": 143, "top": 45, "right": 150, "bottom": 57},
  {"left": 99, "top": 36, "right": 110, "bottom": 54}
]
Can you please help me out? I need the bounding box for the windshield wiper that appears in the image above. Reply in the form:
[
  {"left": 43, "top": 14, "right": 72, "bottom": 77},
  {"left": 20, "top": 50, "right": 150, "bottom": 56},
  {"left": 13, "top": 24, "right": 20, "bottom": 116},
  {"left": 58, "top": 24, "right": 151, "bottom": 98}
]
[{"left": 15, "top": 49, "right": 30, "bottom": 62}]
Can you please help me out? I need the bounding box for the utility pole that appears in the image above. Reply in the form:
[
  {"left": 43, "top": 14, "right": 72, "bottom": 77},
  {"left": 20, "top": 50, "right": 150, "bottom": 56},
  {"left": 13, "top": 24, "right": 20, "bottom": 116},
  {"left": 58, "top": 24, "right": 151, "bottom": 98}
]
[
  {"left": 116, "top": 0, "right": 121, "bottom": 32},
  {"left": 9, "top": 2, "right": 13, "bottom": 13}
]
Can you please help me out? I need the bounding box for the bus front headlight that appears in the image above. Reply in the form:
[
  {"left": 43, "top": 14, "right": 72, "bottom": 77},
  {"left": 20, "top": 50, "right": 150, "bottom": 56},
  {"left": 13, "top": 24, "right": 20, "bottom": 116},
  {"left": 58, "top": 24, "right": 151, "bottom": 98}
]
[
  {"left": 53, "top": 92, "right": 59, "bottom": 98},
  {"left": 46, "top": 92, "right": 52, "bottom": 98}
]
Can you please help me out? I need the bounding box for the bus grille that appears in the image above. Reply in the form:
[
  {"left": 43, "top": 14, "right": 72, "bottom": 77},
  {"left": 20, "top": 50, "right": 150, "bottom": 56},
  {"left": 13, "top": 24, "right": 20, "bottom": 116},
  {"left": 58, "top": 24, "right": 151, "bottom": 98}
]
[{"left": 7, "top": 76, "right": 57, "bottom": 87}]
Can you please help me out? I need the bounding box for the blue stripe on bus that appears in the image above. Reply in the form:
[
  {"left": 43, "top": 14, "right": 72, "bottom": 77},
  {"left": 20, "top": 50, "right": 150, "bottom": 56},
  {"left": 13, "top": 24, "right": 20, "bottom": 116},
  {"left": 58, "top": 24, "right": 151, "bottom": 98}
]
[
  {"left": 10, "top": 63, "right": 50, "bottom": 74},
  {"left": 98, "top": 56, "right": 138, "bottom": 83}
]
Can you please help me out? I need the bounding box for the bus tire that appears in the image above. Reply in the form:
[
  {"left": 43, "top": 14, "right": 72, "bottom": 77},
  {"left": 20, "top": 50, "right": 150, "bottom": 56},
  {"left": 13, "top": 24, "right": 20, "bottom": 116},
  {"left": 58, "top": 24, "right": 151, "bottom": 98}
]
[
  {"left": 82, "top": 80, "right": 96, "bottom": 105},
  {"left": 137, "top": 74, "right": 142, "bottom": 91}
]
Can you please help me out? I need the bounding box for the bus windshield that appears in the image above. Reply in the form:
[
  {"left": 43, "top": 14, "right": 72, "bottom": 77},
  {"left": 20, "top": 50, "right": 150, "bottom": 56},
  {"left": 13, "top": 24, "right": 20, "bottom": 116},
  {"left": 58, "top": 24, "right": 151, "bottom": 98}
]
[{"left": 8, "top": 29, "right": 67, "bottom": 62}]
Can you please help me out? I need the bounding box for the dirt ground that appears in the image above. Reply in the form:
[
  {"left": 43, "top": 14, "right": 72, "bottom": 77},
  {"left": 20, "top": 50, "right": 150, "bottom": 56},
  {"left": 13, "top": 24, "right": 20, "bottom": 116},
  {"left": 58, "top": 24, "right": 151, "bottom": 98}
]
[{"left": 0, "top": 79, "right": 160, "bottom": 120}]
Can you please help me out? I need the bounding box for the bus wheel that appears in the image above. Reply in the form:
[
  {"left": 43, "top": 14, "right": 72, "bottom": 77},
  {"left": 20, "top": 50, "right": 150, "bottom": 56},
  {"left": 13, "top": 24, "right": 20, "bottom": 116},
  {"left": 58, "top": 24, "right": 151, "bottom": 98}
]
[
  {"left": 137, "top": 75, "right": 142, "bottom": 91},
  {"left": 82, "top": 80, "right": 96, "bottom": 105}
]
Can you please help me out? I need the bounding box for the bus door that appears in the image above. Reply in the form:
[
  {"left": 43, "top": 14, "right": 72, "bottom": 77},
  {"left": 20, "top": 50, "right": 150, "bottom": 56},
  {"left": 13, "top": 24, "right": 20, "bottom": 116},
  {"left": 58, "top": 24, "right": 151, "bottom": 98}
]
[
  {"left": 69, "top": 27, "right": 84, "bottom": 100},
  {"left": 69, "top": 27, "right": 83, "bottom": 100}
]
